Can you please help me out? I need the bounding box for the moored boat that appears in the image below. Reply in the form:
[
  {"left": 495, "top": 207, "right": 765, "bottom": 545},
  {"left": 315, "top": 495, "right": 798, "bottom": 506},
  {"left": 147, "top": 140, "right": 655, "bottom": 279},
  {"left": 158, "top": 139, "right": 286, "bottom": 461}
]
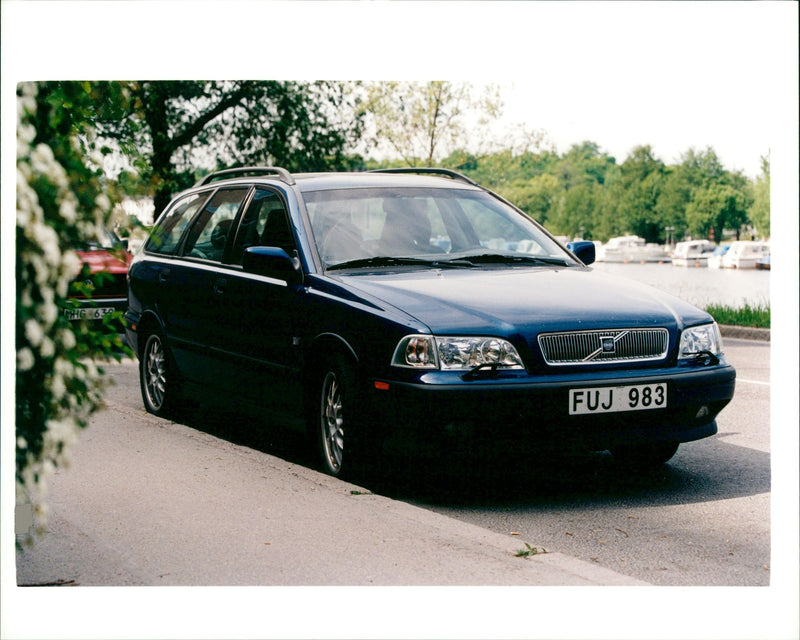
[
  {"left": 720, "top": 241, "right": 770, "bottom": 269},
  {"left": 671, "top": 240, "right": 716, "bottom": 267},
  {"left": 707, "top": 244, "right": 730, "bottom": 269},
  {"left": 598, "top": 235, "right": 671, "bottom": 263}
]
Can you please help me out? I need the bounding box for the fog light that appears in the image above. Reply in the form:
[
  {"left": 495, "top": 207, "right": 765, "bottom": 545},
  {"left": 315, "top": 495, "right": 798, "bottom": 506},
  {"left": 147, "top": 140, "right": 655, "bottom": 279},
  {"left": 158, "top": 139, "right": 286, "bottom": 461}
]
[{"left": 695, "top": 405, "right": 709, "bottom": 419}]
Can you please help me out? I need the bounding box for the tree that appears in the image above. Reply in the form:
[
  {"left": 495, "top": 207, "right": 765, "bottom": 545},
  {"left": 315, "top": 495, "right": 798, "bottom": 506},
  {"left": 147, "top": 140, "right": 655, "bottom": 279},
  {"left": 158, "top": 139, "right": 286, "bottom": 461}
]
[
  {"left": 677, "top": 147, "right": 753, "bottom": 242},
  {"left": 99, "top": 81, "right": 365, "bottom": 215},
  {"left": 612, "top": 146, "right": 666, "bottom": 242},
  {"left": 502, "top": 173, "right": 562, "bottom": 226},
  {"left": 16, "top": 82, "right": 129, "bottom": 541},
  {"left": 748, "top": 155, "right": 770, "bottom": 238},
  {"left": 364, "top": 81, "right": 503, "bottom": 166},
  {"left": 686, "top": 182, "right": 751, "bottom": 243}
]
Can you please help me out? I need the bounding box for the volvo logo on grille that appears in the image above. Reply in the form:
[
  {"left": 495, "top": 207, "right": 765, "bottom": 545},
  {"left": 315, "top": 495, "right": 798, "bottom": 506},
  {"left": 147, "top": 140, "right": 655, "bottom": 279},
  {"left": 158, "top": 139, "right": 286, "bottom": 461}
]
[{"left": 600, "top": 336, "right": 616, "bottom": 353}]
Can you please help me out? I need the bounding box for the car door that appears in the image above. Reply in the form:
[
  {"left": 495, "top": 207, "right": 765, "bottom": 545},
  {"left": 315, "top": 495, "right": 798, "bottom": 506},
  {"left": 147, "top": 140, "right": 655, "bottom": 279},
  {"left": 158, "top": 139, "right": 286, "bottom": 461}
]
[
  {"left": 205, "top": 187, "right": 306, "bottom": 418},
  {"left": 164, "top": 186, "right": 252, "bottom": 385}
]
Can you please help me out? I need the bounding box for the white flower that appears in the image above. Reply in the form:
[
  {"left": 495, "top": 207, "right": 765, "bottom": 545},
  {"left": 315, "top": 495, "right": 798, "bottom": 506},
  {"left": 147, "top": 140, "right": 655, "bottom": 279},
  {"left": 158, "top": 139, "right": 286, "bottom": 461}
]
[
  {"left": 59, "top": 198, "right": 77, "bottom": 223},
  {"left": 29, "top": 143, "right": 55, "bottom": 175},
  {"left": 50, "top": 373, "right": 66, "bottom": 401},
  {"left": 31, "top": 221, "right": 61, "bottom": 268},
  {"left": 95, "top": 193, "right": 111, "bottom": 212},
  {"left": 59, "top": 328, "right": 77, "bottom": 350},
  {"left": 60, "top": 251, "right": 82, "bottom": 288},
  {"left": 38, "top": 291, "right": 58, "bottom": 326},
  {"left": 40, "top": 336, "right": 55, "bottom": 358},
  {"left": 17, "top": 347, "right": 35, "bottom": 371},
  {"left": 25, "top": 318, "right": 44, "bottom": 347}
]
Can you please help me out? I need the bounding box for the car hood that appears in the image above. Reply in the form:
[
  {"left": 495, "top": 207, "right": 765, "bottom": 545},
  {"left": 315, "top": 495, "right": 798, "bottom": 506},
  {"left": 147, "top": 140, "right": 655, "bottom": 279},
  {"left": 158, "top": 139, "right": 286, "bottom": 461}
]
[
  {"left": 333, "top": 267, "right": 711, "bottom": 336},
  {"left": 75, "top": 249, "right": 131, "bottom": 274}
]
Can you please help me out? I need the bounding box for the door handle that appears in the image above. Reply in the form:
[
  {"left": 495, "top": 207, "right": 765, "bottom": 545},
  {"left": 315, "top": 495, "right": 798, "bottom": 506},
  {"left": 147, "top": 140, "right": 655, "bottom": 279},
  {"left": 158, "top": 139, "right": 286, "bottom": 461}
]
[
  {"left": 213, "top": 277, "right": 227, "bottom": 295},
  {"left": 158, "top": 268, "right": 170, "bottom": 283}
]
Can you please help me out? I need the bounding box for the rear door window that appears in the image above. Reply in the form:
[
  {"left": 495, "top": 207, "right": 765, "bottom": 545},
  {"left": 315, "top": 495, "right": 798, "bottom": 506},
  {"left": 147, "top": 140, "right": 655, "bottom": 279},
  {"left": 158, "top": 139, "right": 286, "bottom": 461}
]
[{"left": 181, "top": 188, "right": 250, "bottom": 262}]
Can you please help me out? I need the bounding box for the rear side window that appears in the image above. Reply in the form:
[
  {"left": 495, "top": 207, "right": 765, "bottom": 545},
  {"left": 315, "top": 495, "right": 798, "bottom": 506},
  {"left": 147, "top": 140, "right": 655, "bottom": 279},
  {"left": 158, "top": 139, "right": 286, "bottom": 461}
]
[{"left": 146, "top": 192, "right": 207, "bottom": 255}]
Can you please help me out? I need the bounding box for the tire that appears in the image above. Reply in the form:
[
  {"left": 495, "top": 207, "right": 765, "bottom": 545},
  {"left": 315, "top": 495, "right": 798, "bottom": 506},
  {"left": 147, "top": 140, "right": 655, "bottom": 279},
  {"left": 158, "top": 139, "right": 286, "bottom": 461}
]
[
  {"left": 611, "top": 441, "right": 679, "bottom": 469},
  {"left": 314, "top": 356, "right": 363, "bottom": 477},
  {"left": 140, "top": 331, "right": 179, "bottom": 418}
]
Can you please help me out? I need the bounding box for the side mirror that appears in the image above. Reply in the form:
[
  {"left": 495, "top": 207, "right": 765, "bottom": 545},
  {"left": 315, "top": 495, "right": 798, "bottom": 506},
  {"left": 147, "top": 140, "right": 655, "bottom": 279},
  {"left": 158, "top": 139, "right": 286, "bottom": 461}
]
[
  {"left": 566, "top": 240, "right": 596, "bottom": 266},
  {"left": 242, "top": 246, "right": 302, "bottom": 284}
]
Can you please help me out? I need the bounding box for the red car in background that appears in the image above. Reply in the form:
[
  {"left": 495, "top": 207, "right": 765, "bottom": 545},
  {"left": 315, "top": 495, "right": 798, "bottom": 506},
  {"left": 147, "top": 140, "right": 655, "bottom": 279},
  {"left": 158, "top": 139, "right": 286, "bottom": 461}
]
[{"left": 66, "top": 230, "right": 132, "bottom": 325}]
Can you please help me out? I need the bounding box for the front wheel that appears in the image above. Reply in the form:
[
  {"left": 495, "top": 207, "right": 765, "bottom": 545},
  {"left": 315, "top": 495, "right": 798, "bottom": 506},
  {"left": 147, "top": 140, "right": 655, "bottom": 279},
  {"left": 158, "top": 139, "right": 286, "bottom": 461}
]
[
  {"left": 611, "top": 441, "right": 679, "bottom": 469},
  {"left": 314, "top": 357, "right": 364, "bottom": 477},
  {"left": 140, "top": 331, "right": 179, "bottom": 418}
]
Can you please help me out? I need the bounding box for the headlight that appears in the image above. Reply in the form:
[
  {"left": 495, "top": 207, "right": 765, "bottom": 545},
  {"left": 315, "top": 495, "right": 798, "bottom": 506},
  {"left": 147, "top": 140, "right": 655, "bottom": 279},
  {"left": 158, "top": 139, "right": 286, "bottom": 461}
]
[
  {"left": 392, "top": 335, "right": 524, "bottom": 370},
  {"left": 678, "top": 322, "right": 723, "bottom": 360}
]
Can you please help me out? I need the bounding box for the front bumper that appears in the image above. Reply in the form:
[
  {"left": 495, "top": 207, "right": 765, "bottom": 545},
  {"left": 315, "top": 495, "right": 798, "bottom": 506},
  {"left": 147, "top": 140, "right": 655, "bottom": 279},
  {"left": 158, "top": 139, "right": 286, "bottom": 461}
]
[{"left": 368, "top": 363, "right": 736, "bottom": 458}]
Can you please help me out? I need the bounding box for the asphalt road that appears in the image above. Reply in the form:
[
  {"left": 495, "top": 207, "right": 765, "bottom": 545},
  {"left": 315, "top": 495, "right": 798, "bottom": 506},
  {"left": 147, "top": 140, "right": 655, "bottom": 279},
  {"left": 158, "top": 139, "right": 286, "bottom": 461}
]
[
  {"left": 17, "top": 338, "right": 771, "bottom": 590},
  {"left": 399, "top": 338, "right": 772, "bottom": 586}
]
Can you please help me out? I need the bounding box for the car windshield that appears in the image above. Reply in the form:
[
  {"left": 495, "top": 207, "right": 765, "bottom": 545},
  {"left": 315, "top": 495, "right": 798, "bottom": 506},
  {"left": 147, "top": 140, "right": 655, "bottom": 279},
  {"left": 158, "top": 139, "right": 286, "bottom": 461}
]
[
  {"left": 303, "top": 187, "right": 572, "bottom": 270},
  {"left": 78, "top": 229, "right": 125, "bottom": 251}
]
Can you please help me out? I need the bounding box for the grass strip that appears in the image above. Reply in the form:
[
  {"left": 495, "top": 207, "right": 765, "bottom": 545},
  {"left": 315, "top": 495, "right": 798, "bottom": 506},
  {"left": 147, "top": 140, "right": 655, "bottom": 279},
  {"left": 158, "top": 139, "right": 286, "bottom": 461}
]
[{"left": 705, "top": 302, "right": 770, "bottom": 329}]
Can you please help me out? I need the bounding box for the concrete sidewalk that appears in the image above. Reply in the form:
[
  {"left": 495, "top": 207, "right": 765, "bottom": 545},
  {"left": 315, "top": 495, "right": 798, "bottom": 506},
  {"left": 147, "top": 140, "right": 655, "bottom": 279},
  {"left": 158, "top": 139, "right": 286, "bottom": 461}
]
[{"left": 15, "top": 385, "right": 646, "bottom": 587}]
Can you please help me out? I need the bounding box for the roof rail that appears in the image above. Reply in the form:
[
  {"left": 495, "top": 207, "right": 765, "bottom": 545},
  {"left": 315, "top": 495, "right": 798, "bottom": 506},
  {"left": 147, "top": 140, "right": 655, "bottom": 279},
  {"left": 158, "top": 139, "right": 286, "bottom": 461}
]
[
  {"left": 195, "top": 166, "right": 296, "bottom": 187},
  {"left": 370, "top": 167, "right": 479, "bottom": 187}
]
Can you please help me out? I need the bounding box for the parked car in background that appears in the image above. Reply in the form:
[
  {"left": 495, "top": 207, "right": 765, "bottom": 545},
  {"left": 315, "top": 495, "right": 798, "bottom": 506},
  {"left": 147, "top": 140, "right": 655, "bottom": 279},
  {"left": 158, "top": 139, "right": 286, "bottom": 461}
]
[
  {"left": 66, "top": 229, "right": 132, "bottom": 327},
  {"left": 125, "top": 167, "right": 736, "bottom": 478}
]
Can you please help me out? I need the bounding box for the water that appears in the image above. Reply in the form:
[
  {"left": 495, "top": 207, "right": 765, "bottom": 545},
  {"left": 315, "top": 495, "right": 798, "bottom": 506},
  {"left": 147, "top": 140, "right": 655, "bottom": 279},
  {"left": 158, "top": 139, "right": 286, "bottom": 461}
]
[{"left": 592, "top": 262, "right": 770, "bottom": 309}]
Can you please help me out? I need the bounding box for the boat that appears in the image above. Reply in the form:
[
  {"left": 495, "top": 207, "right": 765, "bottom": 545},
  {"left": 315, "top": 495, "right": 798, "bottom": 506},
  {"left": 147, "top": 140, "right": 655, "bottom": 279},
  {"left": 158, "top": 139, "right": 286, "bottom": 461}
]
[
  {"left": 756, "top": 254, "right": 771, "bottom": 270},
  {"left": 707, "top": 244, "right": 730, "bottom": 269},
  {"left": 597, "top": 235, "right": 671, "bottom": 263},
  {"left": 720, "top": 241, "right": 770, "bottom": 269},
  {"left": 671, "top": 240, "right": 716, "bottom": 267}
]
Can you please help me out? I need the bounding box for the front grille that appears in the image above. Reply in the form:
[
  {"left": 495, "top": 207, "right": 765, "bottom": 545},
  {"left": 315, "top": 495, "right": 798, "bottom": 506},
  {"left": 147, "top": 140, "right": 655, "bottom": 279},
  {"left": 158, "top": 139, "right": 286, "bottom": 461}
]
[{"left": 538, "top": 328, "right": 669, "bottom": 365}]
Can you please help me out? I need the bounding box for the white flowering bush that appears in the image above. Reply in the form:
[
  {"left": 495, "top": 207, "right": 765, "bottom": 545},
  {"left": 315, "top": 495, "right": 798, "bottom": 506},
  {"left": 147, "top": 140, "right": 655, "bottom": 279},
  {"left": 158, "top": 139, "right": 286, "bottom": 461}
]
[{"left": 16, "top": 82, "right": 128, "bottom": 542}]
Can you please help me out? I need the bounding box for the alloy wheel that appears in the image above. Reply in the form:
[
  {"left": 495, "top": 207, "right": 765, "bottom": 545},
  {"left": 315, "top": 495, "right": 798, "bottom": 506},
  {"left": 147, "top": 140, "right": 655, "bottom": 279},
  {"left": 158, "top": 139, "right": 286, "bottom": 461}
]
[
  {"left": 143, "top": 334, "right": 167, "bottom": 411},
  {"left": 320, "top": 371, "right": 344, "bottom": 474}
]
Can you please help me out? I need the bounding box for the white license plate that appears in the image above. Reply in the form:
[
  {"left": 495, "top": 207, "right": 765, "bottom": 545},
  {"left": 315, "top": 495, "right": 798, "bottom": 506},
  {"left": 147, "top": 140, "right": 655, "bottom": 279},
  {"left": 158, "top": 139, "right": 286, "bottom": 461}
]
[
  {"left": 569, "top": 383, "right": 667, "bottom": 415},
  {"left": 65, "top": 307, "right": 115, "bottom": 321}
]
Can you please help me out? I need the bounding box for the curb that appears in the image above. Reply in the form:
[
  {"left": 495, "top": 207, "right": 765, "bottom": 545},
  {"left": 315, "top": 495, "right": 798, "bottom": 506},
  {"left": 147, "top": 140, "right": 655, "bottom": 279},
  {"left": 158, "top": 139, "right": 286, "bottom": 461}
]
[{"left": 718, "top": 324, "right": 770, "bottom": 342}]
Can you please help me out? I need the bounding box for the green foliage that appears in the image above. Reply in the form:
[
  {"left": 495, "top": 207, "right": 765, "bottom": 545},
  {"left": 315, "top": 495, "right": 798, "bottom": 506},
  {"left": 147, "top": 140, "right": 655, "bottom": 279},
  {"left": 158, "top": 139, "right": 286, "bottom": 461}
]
[
  {"left": 748, "top": 156, "right": 770, "bottom": 237},
  {"left": 705, "top": 303, "right": 770, "bottom": 329},
  {"left": 364, "top": 81, "right": 503, "bottom": 166},
  {"left": 16, "top": 82, "right": 131, "bottom": 541},
  {"left": 95, "top": 80, "right": 365, "bottom": 215},
  {"left": 372, "top": 140, "right": 763, "bottom": 244},
  {"left": 515, "top": 543, "right": 546, "bottom": 558}
]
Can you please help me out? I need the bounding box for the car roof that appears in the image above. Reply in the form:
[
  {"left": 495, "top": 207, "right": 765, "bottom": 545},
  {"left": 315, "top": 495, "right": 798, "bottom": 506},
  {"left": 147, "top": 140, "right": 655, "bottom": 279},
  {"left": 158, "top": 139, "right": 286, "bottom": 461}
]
[
  {"left": 191, "top": 167, "right": 484, "bottom": 194},
  {"left": 291, "top": 171, "right": 483, "bottom": 193}
]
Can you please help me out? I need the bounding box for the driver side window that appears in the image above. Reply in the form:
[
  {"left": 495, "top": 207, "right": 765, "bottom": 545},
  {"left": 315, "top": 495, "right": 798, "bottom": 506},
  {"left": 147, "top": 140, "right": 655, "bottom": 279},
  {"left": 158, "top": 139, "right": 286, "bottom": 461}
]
[{"left": 231, "top": 188, "right": 294, "bottom": 264}]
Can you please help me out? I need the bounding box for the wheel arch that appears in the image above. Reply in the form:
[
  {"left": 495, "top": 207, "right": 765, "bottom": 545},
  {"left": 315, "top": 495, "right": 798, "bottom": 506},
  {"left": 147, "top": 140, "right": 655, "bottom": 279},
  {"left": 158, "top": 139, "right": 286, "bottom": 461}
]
[
  {"left": 302, "top": 333, "right": 360, "bottom": 421},
  {"left": 303, "top": 332, "right": 359, "bottom": 385},
  {"left": 134, "top": 311, "right": 167, "bottom": 357}
]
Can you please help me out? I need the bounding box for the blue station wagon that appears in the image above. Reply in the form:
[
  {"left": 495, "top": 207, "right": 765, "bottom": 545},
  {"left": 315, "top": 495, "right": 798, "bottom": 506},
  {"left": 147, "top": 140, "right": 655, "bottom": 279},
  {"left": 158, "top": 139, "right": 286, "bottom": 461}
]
[{"left": 125, "top": 167, "right": 736, "bottom": 477}]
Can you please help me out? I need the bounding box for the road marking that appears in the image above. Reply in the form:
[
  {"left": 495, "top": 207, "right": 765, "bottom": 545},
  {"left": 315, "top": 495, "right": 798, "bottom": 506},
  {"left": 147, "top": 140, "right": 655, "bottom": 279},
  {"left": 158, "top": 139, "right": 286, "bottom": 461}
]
[{"left": 738, "top": 378, "right": 770, "bottom": 386}]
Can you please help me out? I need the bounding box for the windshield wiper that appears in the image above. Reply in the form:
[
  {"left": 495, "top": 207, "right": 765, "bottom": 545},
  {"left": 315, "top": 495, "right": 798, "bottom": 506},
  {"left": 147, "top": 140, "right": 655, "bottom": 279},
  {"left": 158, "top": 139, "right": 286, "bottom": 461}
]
[
  {"left": 327, "top": 253, "right": 570, "bottom": 271},
  {"left": 327, "top": 256, "right": 445, "bottom": 271},
  {"left": 452, "top": 253, "right": 570, "bottom": 267}
]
